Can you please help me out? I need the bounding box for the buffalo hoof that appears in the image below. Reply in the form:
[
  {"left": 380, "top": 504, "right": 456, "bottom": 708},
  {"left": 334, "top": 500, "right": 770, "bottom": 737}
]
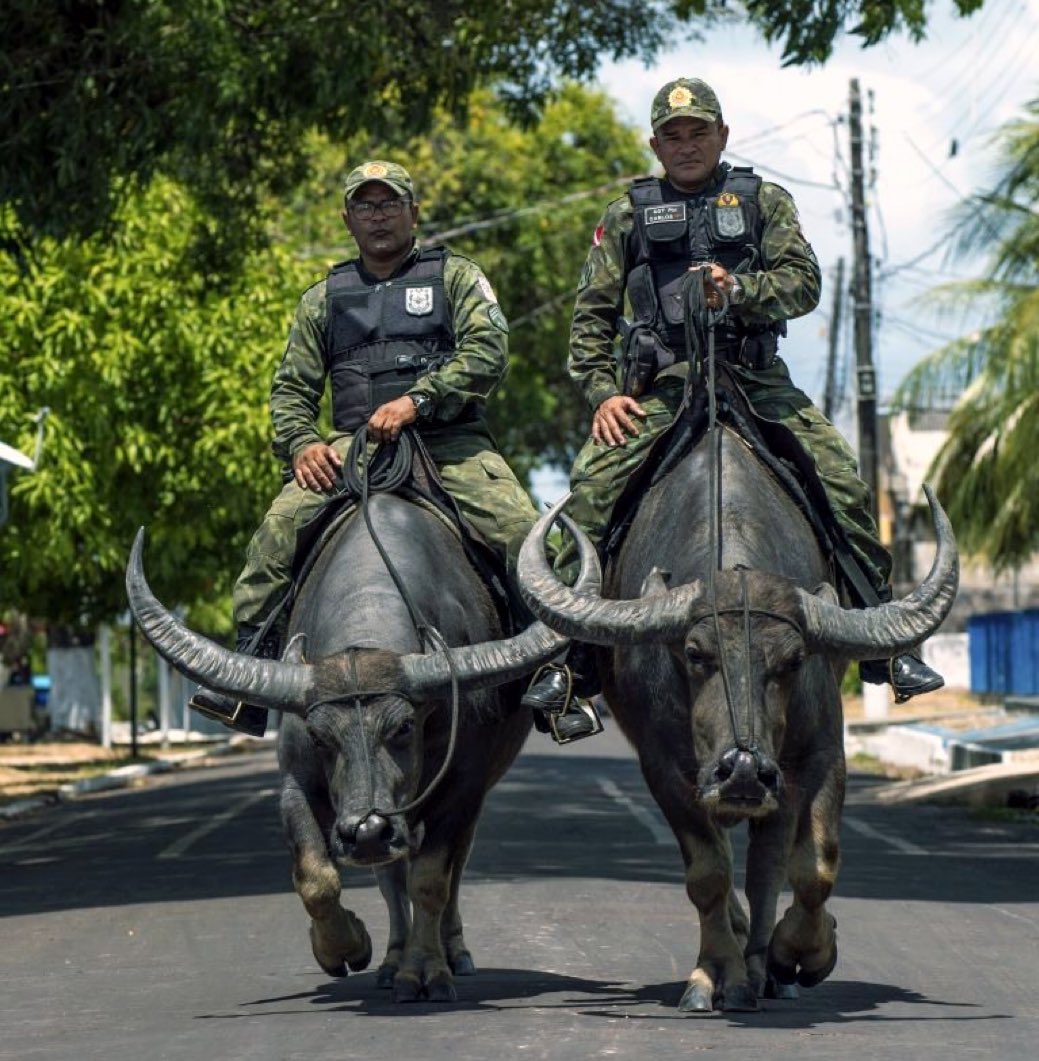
[
  {"left": 376, "top": 963, "right": 397, "bottom": 989},
  {"left": 677, "top": 983, "right": 715, "bottom": 1014},
  {"left": 450, "top": 951, "right": 476, "bottom": 976},
  {"left": 347, "top": 929, "right": 373, "bottom": 973},
  {"left": 425, "top": 973, "right": 458, "bottom": 1003},
  {"left": 308, "top": 924, "right": 349, "bottom": 978},
  {"left": 721, "top": 983, "right": 759, "bottom": 1012},
  {"left": 766, "top": 953, "right": 797, "bottom": 986},
  {"left": 766, "top": 939, "right": 837, "bottom": 989},
  {"left": 764, "top": 975, "right": 799, "bottom": 1000},
  {"left": 393, "top": 975, "right": 424, "bottom": 1003},
  {"left": 796, "top": 946, "right": 838, "bottom": 988}
]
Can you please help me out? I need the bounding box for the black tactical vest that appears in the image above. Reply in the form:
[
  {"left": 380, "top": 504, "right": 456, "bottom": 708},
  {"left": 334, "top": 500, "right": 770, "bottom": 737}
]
[
  {"left": 626, "top": 165, "right": 773, "bottom": 354},
  {"left": 324, "top": 247, "right": 455, "bottom": 431}
]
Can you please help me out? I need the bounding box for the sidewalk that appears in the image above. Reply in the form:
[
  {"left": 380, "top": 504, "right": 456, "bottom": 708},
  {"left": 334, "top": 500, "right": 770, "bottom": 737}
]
[{"left": 0, "top": 732, "right": 273, "bottom": 820}]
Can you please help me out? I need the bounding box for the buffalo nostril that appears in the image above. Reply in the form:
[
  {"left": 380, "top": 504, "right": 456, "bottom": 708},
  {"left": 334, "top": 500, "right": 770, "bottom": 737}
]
[
  {"left": 337, "top": 816, "right": 361, "bottom": 846},
  {"left": 715, "top": 748, "right": 737, "bottom": 781},
  {"left": 758, "top": 761, "right": 780, "bottom": 790},
  {"left": 355, "top": 813, "right": 393, "bottom": 848}
]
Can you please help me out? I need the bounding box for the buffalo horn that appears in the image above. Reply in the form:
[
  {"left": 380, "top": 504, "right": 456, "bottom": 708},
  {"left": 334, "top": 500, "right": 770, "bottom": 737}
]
[
  {"left": 125, "top": 530, "right": 314, "bottom": 713},
  {"left": 796, "top": 483, "right": 959, "bottom": 657},
  {"left": 516, "top": 494, "right": 707, "bottom": 644},
  {"left": 398, "top": 512, "right": 602, "bottom": 698}
]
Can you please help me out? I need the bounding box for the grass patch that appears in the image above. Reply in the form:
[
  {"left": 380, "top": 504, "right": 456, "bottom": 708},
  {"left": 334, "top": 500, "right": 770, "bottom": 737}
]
[{"left": 847, "top": 753, "right": 926, "bottom": 781}]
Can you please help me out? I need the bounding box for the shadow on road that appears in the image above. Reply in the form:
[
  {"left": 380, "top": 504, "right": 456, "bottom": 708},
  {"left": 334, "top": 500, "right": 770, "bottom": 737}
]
[
  {"left": 0, "top": 747, "right": 1036, "bottom": 918},
  {"left": 191, "top": 969, "right": 1008, "bottom": 1028}
]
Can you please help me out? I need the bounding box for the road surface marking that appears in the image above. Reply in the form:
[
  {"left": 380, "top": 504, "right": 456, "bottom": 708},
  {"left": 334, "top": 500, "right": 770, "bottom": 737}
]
[
  {"left": 842, "top": 814, "right": 926, "bottom": 855},
  {"left": 157, "top": 787, "right": 277, "bottom": 860},
  {"left": 0, "top": 811, "right": 98, "bottom": 859},
  {"left": 598, "top": 777, "right": 674, "bottom": 846}
]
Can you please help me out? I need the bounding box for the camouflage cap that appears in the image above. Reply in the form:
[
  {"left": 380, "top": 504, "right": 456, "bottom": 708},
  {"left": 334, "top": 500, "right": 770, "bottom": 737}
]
[
  {"left": 650, "top": 78, "right": 723, "bottom": 132},
  {"left": 344, "top": 160, "right": 414, "bottom": 201}
]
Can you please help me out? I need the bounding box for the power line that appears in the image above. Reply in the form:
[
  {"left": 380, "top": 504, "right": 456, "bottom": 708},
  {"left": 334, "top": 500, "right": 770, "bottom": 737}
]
[
  {"left": 876, "top": 231, "right": 956, "bottom": 280},
  {"left": 423, "top": 175, "right": 641, "bottom": 243},
  {"left": 725, "top": 151, "right": 840, "bottom": 191}
]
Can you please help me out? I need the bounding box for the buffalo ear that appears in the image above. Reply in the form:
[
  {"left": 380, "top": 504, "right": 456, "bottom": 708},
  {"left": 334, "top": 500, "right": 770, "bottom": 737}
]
[
  {"left": 282, "top": 634, "right": 308, "bottom": 664},
  {"left": 811, "top": 582, "right": 840, "bottom": 606},
  {"left": 640, "top": 567, "right": 672, "bottom": 597}
]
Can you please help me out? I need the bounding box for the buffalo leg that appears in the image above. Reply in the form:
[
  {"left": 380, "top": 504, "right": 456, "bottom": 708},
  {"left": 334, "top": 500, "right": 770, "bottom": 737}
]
[
  {"left": 744, "top": 811, "right": 799, "bottom": 999},
  {"left": 767, "top": 762, "right": 844, "bottom": 988},
  {"left": 394, "top": 843, "right": 455, "bottom": 1003},
  {"left": 374, "top": 860, "right": 411, "bottom": 988},
  {"left": 282, "top": 781, "right": 372, "bottom": 977},
  {"left": 440, "top": 818, "right": 479, "bottom": 976},
  {"left": 672, "top": 817, "right": 758, "bottom": 1014}
]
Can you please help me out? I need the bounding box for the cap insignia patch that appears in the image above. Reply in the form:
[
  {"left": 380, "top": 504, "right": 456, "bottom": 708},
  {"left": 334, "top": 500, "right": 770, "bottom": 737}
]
[
  {"left": 668, "top": 86, "right": 694, "bottom": 109},
  {"left": 363, "top": 162, "right": 388, "bottom": 178}
]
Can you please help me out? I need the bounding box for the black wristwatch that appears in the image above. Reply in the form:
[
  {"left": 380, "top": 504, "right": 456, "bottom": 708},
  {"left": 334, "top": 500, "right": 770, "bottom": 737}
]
[{"left": 408, "top": 393, "right": 433, "bottom": 420}]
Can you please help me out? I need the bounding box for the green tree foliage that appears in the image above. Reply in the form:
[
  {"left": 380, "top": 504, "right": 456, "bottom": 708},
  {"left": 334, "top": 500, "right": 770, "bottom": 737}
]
[
  {"left": 892, "top": 96, "right": 1039, "bottom": 571},
  {"left": 1, "top": 0, "right": 695, "bottom": 250},
  {"left": 740, "top": 0, "right": 985, "bottom": 65},
  {"left": 2, "top": 1, "right": 988, "bottom": 247},
  {"left": 0, "top": 181, "right": 313, "bottom": 630},
  {"left": 0, "top": 84, "right": 646, "bottom": 629}
]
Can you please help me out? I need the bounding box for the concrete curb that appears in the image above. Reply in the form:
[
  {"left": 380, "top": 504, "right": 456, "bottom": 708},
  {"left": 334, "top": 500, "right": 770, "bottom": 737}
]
[
  {"left": 867, "top": 760, "right": 1039, "bottom": 808},
  {"left": 0, "top": 737, "right": 274, "bottom": 821}
]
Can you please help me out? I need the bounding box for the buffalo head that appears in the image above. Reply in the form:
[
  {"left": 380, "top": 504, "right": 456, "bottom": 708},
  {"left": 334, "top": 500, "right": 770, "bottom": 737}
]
[{"left": 518, "top": 485, "right": 959, "bottom": 818}]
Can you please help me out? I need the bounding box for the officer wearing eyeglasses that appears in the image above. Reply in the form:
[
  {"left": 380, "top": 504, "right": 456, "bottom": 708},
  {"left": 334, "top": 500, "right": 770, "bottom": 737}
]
[{"left": 191, "top": 159, "right": 551, "bottom": 737}]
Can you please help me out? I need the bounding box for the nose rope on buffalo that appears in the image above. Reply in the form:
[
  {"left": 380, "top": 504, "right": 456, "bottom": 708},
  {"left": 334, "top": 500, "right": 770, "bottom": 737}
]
[
  {"left": 333, "top": 427, "right": 464, "bottom": 820},
  {"left": 681, "top": 269, "right": 753, "bottom": 752}
]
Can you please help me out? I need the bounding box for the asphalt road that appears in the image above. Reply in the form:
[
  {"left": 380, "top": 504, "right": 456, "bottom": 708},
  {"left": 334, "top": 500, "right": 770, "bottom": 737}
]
[{"left": 1, "top": 720, "right": 1036, "bottom": 1061}]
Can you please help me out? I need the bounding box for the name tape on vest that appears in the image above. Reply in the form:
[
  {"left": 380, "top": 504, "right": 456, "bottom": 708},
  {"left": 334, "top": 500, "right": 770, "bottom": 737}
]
[{"left": 643, "top": 203, "right": 687, "bottom": 225}]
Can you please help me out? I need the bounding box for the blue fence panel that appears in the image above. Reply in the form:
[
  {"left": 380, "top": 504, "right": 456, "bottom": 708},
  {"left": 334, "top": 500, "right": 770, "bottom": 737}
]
[
  {"left": 969, "top": 609, "right": 1039, "bottom": 695},
  {"left": 1010, "top": 609, "right": 1039, "bottom": 695}
]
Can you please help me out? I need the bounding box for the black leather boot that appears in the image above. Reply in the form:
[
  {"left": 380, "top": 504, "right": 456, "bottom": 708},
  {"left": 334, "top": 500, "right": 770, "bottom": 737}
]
[
  {"left": 521, "top": 643, "right": 603, "bottom": 744},
  {"left": 188, "top": 625, "right": 278, "bottom": 737},
  {"left": 859, "top": 653, "right": 944, "bottom": 704}
]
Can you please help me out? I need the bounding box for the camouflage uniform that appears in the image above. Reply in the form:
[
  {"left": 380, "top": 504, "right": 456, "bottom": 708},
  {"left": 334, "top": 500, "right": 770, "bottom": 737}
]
[
  {"left": 558, "top": 175, "right": 891, "bottom": 592},
  {"left": 233, "top": 245, "right": 539, "bottom": 629}
]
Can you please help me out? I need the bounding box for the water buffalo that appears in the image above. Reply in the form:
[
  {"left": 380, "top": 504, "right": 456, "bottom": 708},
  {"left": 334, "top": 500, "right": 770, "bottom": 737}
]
[
  {"left": 518, "top": 422, "right": 958, "bottom": 1013},
  {"left": 126, "top": 491, "right": 597, "bottom": 1002}
]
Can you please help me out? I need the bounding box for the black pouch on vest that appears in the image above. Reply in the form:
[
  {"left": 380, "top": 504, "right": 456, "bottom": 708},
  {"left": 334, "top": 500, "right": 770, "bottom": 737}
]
[{"left": 739, "top": 331, "right": 779, "bottom": 370}]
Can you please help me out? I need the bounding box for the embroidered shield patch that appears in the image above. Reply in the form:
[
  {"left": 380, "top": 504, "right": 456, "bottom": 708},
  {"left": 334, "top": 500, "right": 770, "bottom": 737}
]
[
  {"left": 405, "top": 286, "right": 434, "bottom": 315},
  {"left": 714, "top": 204, "right": 746, "bottom": 238}
]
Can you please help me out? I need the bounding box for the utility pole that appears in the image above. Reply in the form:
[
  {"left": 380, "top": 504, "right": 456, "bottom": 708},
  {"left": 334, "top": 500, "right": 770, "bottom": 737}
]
[
  {"left": 823, "top": 256, "right": 845, "bottom": 421},
  {"left": 848, "top": 79, "right": 879, "bottom": 517}
]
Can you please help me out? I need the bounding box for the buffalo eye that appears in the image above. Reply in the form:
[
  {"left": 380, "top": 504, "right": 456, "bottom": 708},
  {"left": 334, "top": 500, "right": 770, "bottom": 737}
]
[
  {"left": 684, "top": 651, "right": 713, "bottom": 680},
  {"left": 389, "top": 719, "right": 415, "bottom": 748},
  {"left": 779, "top": 650, "right": 806, "bottom": 674}
]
